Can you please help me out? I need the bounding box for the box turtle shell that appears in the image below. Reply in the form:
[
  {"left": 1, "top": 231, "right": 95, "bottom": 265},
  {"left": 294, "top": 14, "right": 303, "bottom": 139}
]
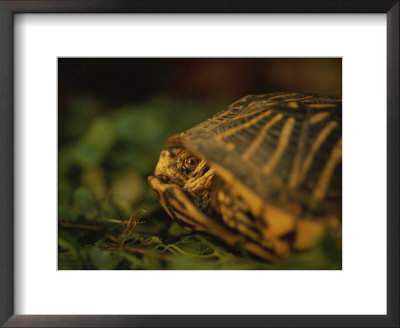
[{"left": 148, "top": 92, "right": 342, "bottom": 261}]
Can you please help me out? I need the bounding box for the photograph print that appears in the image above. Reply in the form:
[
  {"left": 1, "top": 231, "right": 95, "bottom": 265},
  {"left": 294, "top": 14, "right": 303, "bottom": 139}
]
[{"left": 58, "top": 58, "right": 342, "bottom": 270}]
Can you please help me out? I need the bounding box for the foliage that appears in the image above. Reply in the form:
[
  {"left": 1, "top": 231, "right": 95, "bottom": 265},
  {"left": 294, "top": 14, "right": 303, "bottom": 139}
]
[{"left": 58, "top": 96, "right": 341, "bottom": 270}]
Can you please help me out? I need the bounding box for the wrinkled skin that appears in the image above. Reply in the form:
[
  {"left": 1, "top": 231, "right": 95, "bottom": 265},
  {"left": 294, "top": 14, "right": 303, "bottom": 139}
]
[
  {"left": 154, "top": 146, "right": 201, "bottom": 186},
  {"left": 153, "top": 146, "right": 215, "bottom": 211}
]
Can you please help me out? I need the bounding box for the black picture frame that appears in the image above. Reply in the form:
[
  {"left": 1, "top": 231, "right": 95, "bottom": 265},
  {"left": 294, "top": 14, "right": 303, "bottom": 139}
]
[{"left": 0, "top": 1, "right": 398, "bottom": 327}]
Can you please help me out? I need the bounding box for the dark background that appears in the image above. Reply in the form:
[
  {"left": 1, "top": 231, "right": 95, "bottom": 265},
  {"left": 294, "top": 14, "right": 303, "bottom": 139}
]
[{"left": 59, "top": 58, "right": 341, "bottom": 108}]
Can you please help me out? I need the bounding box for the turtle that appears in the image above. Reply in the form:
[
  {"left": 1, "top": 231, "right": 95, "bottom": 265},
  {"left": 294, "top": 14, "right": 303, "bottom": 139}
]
[{"left": 148, "top": 92, "right": 342, "bottom": 261}]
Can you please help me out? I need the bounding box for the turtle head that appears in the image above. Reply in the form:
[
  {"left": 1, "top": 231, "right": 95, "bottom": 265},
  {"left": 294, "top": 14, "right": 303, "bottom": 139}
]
[
  {"left": 149, "top": 146, "right": 215, "bottom": 212},
  {"left": 153, "top": 146, "right": 203, "bottom": 186}
]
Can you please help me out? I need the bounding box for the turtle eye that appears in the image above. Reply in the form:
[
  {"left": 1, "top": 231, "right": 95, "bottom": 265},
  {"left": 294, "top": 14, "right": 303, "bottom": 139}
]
[{"left": 184, "top": 156, "right": 200, "bottom": 169}]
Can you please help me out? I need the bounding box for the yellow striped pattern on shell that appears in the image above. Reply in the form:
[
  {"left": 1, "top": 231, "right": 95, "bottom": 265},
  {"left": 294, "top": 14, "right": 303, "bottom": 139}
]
[{"left": 173, "top": 92, "right": 342, "bottom": 218}]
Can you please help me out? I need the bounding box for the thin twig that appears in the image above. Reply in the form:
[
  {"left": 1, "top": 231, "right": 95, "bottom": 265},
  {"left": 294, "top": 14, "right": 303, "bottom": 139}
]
[
  {"left": 98, "top": 218, "right": 130, "bottom": 225},
  {"left": 162, "top": 244, "right": 187, "bottom": 255},
  {"left": 120, "top": 210, "right": 146, "bottom": 246},
  {"left": 59, "top": 220, "right": 102, "bottom": 232}
]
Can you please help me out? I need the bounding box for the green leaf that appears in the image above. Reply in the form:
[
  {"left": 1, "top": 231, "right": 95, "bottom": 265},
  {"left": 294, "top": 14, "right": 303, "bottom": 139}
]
[
  {"left": 59, "top": 97, "right": 98, "bottom": 141},
  {"left": 72, "top": 117, "right": 115, "bottom": 166},
  {"left": 72, "top": 186, "right": 98, "bottom": 219},
  {"left": 58, "top": 205, "right": 78, "bottom": 222},
  {"left": 167, "top": 222, "right": 189, "bottom": 237},
  {"left": 58, "top": 229, "right": 85, "bottom": 269},
  {"left": 111, "top": 170, "right": 146, "bottom": 216},
  {"left": 86, "top": 246, "right": 123, "bottom": 270},
  {"left": 58, "top": 252, "right": 81, "bottom": 270},
  {"left": 81, "top": 165, "right": 107, "bottom": 200}
]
